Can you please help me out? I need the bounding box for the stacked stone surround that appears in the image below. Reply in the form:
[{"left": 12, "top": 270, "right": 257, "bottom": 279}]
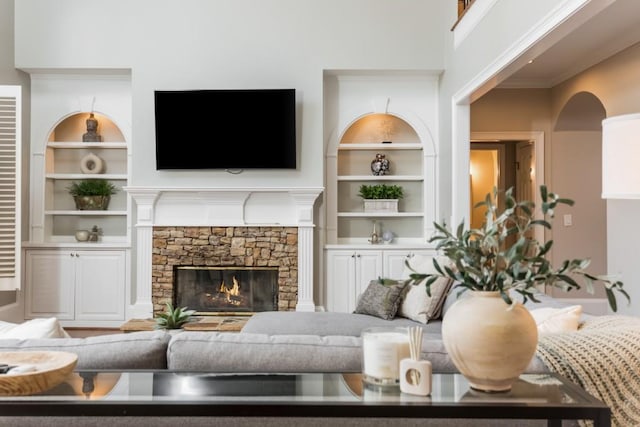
[{"left": 152, "top": 226, "right": 298, "bottom": 316}]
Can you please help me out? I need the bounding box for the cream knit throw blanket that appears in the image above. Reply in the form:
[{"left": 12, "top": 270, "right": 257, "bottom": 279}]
[{"left": 536, "top": 315, "right": 640, "bottom": 427}]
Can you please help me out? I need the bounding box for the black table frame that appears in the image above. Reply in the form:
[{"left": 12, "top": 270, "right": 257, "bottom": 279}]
[{"left": 0, "top": 371, "right": 611, "bottom": 427}]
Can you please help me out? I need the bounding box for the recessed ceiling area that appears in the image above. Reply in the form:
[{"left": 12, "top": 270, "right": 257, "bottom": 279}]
[{"left": 495, "top": 0, "right": 640, "bottom": 90}]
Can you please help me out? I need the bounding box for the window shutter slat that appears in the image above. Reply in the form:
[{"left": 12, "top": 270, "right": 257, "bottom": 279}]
[{"left": 0, "top": 87, "right": 21, "bottom": 289}]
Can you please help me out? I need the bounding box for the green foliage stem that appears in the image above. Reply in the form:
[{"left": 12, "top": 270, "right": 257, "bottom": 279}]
[{"left": 406, "top": 186, "right": 629, "bottom": 311}]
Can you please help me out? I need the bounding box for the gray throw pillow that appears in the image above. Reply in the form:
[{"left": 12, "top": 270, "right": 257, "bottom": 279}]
[{"left": 354, "top": 279, "right": 408, "bottom": 320}]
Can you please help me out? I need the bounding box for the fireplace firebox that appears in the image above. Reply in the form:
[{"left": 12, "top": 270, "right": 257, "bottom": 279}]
[{"left": 174, "top": 266, "right": 279, "bottom": 315}]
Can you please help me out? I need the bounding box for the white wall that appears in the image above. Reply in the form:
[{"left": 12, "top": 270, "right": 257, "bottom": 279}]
[
  {"left": 0, "top": 0, "right": 29, "bottom": 310},
  {"left": 14, "top": 0, "right": 447, "bottom": 189}
]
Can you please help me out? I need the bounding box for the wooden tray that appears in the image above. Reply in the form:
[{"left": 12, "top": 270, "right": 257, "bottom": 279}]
[{"left": 0, "top": 351, "right": 78, "bottom": 396}]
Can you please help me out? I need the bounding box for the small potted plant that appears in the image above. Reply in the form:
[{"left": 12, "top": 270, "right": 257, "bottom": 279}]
[
  {"left": 67, "top": 179, "right": 118, "bottom": 210},
  {"left": 358, "top": 184, "right": 404, "bottom": 213},
  {"left": 155, "top": 302, "right": 196, "bottom": 330}
]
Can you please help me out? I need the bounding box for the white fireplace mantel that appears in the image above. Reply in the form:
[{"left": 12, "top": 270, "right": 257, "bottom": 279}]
[{"left": 125, "top": 186, "right": 323, "bottom": 317}]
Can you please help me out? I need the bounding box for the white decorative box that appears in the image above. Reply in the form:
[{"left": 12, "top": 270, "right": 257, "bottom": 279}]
[{"left": 363, "top": 199, "right": 399, "bottom": 213}]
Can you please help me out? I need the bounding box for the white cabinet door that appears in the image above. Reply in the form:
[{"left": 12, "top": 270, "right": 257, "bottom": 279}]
[
  {"left": 325, "top": 251, "right": 356, "bottom": 313},
  {"left": 24, "top": 250, "right": 75, "bottom": 320},
  {"left": 384, "top": 249, "right": 437, "bottom": 280},
  {"left": 25, "top": 249, "right": 126, "bottom": 323},
  {"left": 75, "top": 250, "right": 126, "bottom": 321},
  {"left": 325, "top": 250, "right": 382, "bottom": 313},
  {"left": 384, "top": 251, "right": 413, "bottom": 280},
  {"left": 353, "top": 252, "right": 383, "bottom": 305}
]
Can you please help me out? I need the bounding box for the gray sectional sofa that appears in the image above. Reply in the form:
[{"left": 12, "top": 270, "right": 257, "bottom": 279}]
[
  {"left": 0, "top": 291, "right": 596, "bottom": 427},
  {"left": 0, "top": 290, "right": 568, "bottom": 373}
]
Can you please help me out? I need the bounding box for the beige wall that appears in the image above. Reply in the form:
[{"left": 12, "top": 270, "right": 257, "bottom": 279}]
[
  {"left": 551, "top": 42, "right": 640, "bottom": 315},
  {"left": 549, "top": 131, "right": 606, "bottom": 298}
]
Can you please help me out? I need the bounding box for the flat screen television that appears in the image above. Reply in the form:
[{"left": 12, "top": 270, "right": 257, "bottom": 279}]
[{"left": 154, "top": 89, "right": 296, "bottom": 170}]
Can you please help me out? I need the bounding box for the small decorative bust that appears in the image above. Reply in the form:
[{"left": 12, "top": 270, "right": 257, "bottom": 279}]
[
  {"left": 82, "top": 113, "right": 102, "bottom": 142},
  {"left": 370, "top": 153, "right": 390, "bottom": 176}
]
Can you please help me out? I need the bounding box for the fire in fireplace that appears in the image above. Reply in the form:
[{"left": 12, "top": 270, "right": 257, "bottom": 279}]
[{"left": 174, "top": 266, "right": 279, "bottom": 315}]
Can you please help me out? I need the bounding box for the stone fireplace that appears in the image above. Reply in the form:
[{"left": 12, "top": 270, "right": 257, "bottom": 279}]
[
  {"left": 126, "top": 187, "right": 322, "bottom": 319},
  {"left": 152, "top": 226, "right": 298, "bottom": 316}
]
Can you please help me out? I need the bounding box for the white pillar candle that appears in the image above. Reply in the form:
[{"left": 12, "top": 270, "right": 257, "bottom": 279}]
[{"left": 362, "top": 329, "right": 410, "bottom": 386}]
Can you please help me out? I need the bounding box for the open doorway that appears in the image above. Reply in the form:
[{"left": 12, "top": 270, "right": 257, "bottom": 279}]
[
  {"left": 470, "top": 141, "right": 535, "bottom": 226},
  {"left": 470, "top": 132, "right": 544, "bottom": 245}
]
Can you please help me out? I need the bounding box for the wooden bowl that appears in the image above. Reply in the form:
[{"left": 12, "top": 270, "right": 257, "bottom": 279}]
[{"left": 0, "top": 351, "right": 78, "bottom": 395}]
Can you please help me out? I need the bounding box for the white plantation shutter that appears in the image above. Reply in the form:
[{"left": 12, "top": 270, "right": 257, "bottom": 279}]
[{"left": 0, "top": 86, "right": 20, "bottom": 290}]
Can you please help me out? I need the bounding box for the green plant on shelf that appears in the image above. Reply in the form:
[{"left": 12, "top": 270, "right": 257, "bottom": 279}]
[
  {"left": 67, "top": 179, "right": 118, "bottom": 197},
  {"left": 358, "top": 184, "right": 404, "bottom": 200}
]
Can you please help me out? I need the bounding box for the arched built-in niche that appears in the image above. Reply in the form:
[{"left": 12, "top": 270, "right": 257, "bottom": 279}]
[
  {"left": 325, "top": 110, "right": 436, "bottom": 245},
  {"left": 41, "top": 111, "right": 129, "bottom": 243},
  {"left": 551, "top": 91, "right": 607, "bottom": 298},
  {"left": 49, "top": 112, "right": 126, "bottom": 143}
]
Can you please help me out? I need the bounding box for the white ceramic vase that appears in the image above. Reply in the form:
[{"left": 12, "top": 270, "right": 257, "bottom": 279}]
[{"left": 442, "top": 290, "right": 538, "bottom": 392}]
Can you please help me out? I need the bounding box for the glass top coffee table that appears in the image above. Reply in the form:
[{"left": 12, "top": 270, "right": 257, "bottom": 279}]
[{"left": 0, "top": 371, "right": 610, "bottom": 426}]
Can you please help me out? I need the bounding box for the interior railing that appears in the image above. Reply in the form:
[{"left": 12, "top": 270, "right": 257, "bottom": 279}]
[
  {"left": 453, "top": 0, "right": 475, "bottom": 30},
  {"left": 458, "top": 0, "right": 474, "bottom": 17}
]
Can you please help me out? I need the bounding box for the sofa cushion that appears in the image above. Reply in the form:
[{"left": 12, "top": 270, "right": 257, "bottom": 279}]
[
  {"left": 529, "top": 305, "right": 583, "bottom": 334},
  {"left": 354, "top": 279, "right": 408, "bottom": 320},
  {"left": 168, "top": 332, "right": 363, "bottom": 372},
  {"left": 0, "top": 318, "right": 70, "bottom": 339},
  {"left": 167, "top": 331, "right": 471, "bottom": 374},
  {"left": 242, "top": 312, "right": 443, "bottom": 337},
  {"left": 0, "top": 331, "right": 170, "bottom": 369}
]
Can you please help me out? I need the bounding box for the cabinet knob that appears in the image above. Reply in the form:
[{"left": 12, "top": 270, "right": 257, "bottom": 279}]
[
  {"left": 76, "top": 253, "right": 80, "bottom": 258},
  {"left": 70, "top": 253, "right": 74, "bottom": 257},
  {"left": 351, "top": 254, "right": 355, "bottom": 258},
  {"left": 356, "top": 254, "right": 361, "bottom": 258}
]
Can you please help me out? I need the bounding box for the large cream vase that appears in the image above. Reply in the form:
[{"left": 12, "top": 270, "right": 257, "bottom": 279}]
[{"left": 442, "top": 291, "right": 538, "bottom": 392}]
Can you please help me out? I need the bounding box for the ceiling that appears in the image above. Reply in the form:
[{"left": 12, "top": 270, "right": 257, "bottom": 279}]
[{"left": 497, "top": 0, "right": 640, "bottom": 89}]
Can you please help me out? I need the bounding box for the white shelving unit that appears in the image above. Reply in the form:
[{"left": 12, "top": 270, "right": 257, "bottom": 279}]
[
  {"left": 322, "top": 73, "right": 440, "bottom": 312},
  {"left": 24, "top": 73, "right": 132, "bottom": 326},
  {"left": 329, "top": 115, "right": 427, "bottom": 246},
  {"left": 41, "top": 118, "right": 129, "bottom": 244}
]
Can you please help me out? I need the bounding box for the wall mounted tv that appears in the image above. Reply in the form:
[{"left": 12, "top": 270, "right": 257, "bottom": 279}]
[{"left": 154, "top": 89, "right": 296, "bottom": 170}]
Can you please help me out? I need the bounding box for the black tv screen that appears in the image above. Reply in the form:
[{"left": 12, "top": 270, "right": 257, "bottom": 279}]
[{"left": 154, "top": 89, "right": 296, "bottom": 170}]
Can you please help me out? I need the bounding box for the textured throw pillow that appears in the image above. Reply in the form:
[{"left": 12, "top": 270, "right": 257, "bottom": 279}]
[
  {"left": 0, "top": 317, "right": 70, "bottom": 339},
  {"left": 399, "top": 277, "right": 453, "bottom": 323},
  {"left": 529, "top": 305, "right": 583, "bottom": 335},
  {"left": 354, "top": 279, "right": 408, "bottom": 320}
]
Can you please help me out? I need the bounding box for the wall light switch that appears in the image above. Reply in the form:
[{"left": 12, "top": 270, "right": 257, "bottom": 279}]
[{"left": 563, "top": 214, "right": 573, "bottom": 227}]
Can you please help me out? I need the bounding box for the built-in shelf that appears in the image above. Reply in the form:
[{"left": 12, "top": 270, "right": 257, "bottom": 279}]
[
  {"left": 47, "top": 142, "right": 127, "bottom": 149},
  {"left": 46, "top": 173, "right": 128, "bottom": 180},
  {"left": 337, "top": 212, "right": 423, "bottom": 217},
  {"left": 45, "top": 210, "right": 128, "bottom": 216},
  {"left": 338, "top": 143, "right": 422, "bottom": 150},
  {"left": 337, "top": 175, "right": 423, "bottom": 181}
]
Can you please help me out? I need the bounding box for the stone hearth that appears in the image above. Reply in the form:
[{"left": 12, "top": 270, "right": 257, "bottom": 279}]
[{"left": 152, "top": 226, "right": 298, "bottom": 316}]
